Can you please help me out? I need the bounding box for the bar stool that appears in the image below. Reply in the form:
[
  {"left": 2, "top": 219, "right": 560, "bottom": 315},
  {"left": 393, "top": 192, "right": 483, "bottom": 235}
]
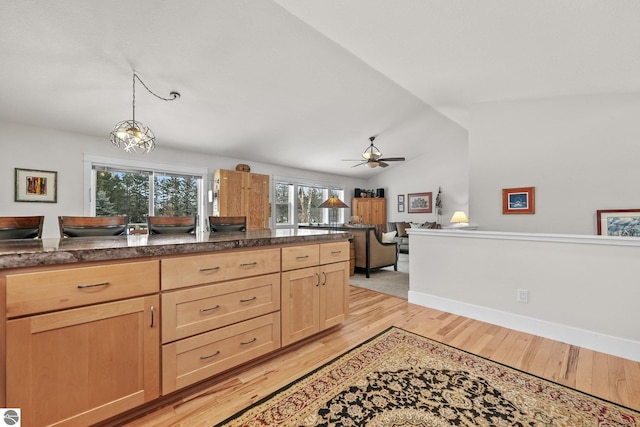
[
  {"left": 208, "top": 216, "right": 246, "bottom": 232},
  {"left": 147, "top": 216, "right": 197, "bottom": 234},
  {"left": 0, "top": 216, "right": 44, "bottom": 239},
  {"left": 59, "top": 216, "right": 128, "bottom": 237}
]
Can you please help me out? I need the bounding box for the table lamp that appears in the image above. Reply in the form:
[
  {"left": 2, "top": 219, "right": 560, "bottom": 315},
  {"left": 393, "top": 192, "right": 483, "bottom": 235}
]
[
  {"left": 319, "top": 196, "right": 349, "bottom": 226},
  {"left": 450, "top": 211, "right": 469, "bottom": 227}
]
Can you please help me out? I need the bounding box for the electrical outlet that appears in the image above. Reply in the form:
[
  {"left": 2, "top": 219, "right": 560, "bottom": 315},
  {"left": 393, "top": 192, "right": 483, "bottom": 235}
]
[{"left": 517, "top": 289, "right": 529, "bottom": 303}]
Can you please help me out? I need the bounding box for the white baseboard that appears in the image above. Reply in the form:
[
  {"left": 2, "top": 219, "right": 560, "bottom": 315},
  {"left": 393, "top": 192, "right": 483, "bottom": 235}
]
[{"left": 408, "top": 291, "right": 640, "bottom": 362}]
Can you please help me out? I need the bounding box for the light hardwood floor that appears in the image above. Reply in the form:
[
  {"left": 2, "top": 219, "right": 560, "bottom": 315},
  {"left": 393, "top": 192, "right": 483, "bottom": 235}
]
[{"left": 118, "top": 286, "right": 640, "bottom": 427}]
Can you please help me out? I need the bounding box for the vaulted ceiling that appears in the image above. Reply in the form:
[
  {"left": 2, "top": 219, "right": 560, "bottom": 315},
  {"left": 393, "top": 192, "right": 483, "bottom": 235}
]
[{"left": 2, "top": 1, "right": 639, "bottom": 177}]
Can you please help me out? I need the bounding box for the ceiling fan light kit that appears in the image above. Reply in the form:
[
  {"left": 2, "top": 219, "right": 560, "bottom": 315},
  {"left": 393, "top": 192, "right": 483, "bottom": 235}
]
[
  {"left": 362, "top": 137, "right": 382, "bottom": 160},
  {"left": 344, "top": 136, "right": 406, "bottom": 169},
  {"left": 110, "top": 71, "right": 180, "bottom": 154}
]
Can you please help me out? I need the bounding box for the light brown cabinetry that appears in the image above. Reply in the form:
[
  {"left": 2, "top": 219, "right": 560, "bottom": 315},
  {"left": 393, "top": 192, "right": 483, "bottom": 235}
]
[
  {"left": 5, "top": 261, "right": 160, "bottom": 427},
  {"left": 281, "top": 241, "right": 350, "bottom": 346},
  {"left": 0, "top": 236, "right": 351, "bottom": 426},
  {"left": 352, "top": 197, "right": 386, "bottom": 231},
  {"left": 160, "top": 248, "right": 281, "bottom": 394},
  {"left": 213, "top": 169, "right": 270, "bottom": 230},
  {"left": 161, "top": 248, "right": 280, "bottom": 290}
]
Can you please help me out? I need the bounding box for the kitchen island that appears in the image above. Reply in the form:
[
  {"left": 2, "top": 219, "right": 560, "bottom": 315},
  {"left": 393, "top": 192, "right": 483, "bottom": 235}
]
[{"left": 0, "top": 229, "right": 351, "bottom": 427}]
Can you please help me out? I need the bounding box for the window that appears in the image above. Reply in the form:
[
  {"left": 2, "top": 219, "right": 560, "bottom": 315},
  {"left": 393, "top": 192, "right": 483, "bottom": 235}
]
[
  {"left": 85, "top": 154, "right": 207, "bottom": 230},
  {"left": 95, "top": 168, "right": 150, "bottom": 223},
  {"left": 275, "top": 182, "right": 294, "bottom": 225},
  {"left": 153, "top": 173, "right": 199, "bottom": 217},
  {"left": 297, "top": 185, "right": 326, "bottom": 224},
  {"left": 274, "top": 177, "right": 345, "bottom": 228}
]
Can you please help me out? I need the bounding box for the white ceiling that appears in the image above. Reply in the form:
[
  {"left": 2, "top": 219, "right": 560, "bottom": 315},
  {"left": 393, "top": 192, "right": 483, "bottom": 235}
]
[{"left": 2, "top": 1, "right": 639, "bottom": 178}]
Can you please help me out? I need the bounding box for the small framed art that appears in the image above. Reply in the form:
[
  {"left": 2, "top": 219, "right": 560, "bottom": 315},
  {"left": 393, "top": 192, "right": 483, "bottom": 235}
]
[
  {"left": 408, "top": 192, "right": 432, "bottom": 213},
  {"left": 502, "top": 186, "right": 534, "bottom": 214},
  {"left": 397, "top": 194, "right": 405, "bottom": 212},
  {"left": 596, "top": 209, "right": 640, "bottom": 236},
  {"left": 15, "top": 168, "right": 58, "bottom": 203}
]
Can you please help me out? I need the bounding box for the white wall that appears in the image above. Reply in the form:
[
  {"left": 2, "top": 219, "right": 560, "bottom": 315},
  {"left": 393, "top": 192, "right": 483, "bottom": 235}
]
[
  {"left": 409, "top": 229, "right": 640, "bottom": 362},
  {"left": 469, "top": 94, "right": 640, "bottom": 234},
  {"left": 0, "top": 121, "right": 367, "bottom": 238},
  {"left": 365, "top": 111, "right": 469, "bottom": 226}
]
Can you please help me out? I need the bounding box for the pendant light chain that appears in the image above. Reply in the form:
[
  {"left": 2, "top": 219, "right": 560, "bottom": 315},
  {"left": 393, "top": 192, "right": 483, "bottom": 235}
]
[
  {"left": 132, "top": 72, "right": 136, "bottom": 124},
  {"left": 134, "top": 72, "right": 181, "bottom": 102}
]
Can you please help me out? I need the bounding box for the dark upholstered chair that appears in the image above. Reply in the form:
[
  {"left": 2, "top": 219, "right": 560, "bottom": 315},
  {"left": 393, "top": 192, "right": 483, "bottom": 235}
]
[
  {"left": 0, "top": 216, "right": 44, "bottom": 239},
  {"left": 147, "top": 216, "right": 197, "bottom": 234},
  {"left": 59, "top": 216, "right": 128, "bottom": 238},
  {"left": 208, "top": 216, "right": 246, "bottom": 232},
  {"left": 348, "top": 226, "right": 398, "bottom": 278}
]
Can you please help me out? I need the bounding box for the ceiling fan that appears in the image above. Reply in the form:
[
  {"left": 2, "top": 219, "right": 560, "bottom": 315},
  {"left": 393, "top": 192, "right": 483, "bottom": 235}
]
[{"left": 344, "top": 136, "right": 406, "bottom": 168}]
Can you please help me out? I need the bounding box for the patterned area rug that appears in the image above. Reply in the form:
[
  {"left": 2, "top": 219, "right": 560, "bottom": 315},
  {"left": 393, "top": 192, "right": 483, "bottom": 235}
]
[{"left": 215, "top": 327, "right": 640, "bottom": 426}]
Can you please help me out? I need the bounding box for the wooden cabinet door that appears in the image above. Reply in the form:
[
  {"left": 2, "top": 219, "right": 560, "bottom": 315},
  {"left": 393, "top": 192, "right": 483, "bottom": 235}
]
[
  {"left": 246, "top": 172, "right": 270, "bottom": 229},
  {"left": 281, "top": 266, "right": 320, "bottom": 346},
  {"left": 320, "top": 261, "right": 349, "bottom": 330},
  {"left": 352, "top": 198, "right": 386, "bottom": 229},
  {"left": 6, "top": 296, "right": 160, "bottom": 427},
  {"left": 353, "top": 198, "right": 370, "bottom": 223},
  {"left": 217, "top": 169, "right": 244, "bottom": 217},
  {"left": 369, "top": 198, "right": 387, "bottom": 228}
]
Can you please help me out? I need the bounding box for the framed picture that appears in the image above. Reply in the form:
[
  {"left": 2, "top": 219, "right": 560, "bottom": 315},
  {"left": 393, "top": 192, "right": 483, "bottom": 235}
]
[
  {"left": 15, "top": 168, "right": 58, "bottom": 203},
  {"left": 397, "top": 194, "right": 405, "bottom": 212},
  {"left": 502, "top": 186, "right": 534, "bottom": 214},
  {"left": 596, "top": 209, "right": 640, "bottom": 236},
  {"left": 408, "top": 192, "right": 432, "bottom": 213}
]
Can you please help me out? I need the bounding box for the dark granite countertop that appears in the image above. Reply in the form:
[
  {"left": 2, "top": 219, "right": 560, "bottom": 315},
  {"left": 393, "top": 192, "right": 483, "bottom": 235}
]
[{"left": 0, "top": 228, "right": 351, "bottom": 270}]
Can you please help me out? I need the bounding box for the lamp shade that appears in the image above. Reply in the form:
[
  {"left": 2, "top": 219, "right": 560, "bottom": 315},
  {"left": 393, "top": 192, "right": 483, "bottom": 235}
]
[
  {"left": 318, "top": 196, "right": 349, "bottom": 209},
  {"left": 450, "top": 211, "right": 469, "bottom": 225}
]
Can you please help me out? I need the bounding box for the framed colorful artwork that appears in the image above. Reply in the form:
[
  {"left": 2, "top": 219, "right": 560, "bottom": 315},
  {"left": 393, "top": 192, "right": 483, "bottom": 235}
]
[
  {"left": 408, "top": 192, "right": 432, "bottom": 213},
  {"left": 502, "top": 187, "right": 534, "bottom": 214},
  {"left": 15, "top": 168, "right": 58, "bottom": 203},
  {"left": 596, "top": 209, "right": 640, "bottom": 236}
]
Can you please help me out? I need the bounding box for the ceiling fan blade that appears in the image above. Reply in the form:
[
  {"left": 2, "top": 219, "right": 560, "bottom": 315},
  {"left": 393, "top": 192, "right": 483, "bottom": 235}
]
[
  {"left": 378, "top": 161, "right": 389, "bottom": 168},
  {"left": 378, "top": 157, "right": 405, "bottom": 162},
  {"left": 351, "top": 161, "right": 368, "bottom": 168}
]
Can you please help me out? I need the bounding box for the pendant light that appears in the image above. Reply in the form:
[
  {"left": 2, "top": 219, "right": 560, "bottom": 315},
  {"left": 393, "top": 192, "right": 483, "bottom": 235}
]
[{"left": 110, "top": 71, "right": 180, "bottom": 154}]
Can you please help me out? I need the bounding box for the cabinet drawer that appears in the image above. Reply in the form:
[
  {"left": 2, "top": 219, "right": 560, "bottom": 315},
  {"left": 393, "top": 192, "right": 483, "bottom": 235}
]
[
  {"left": 161, "top": 248, "right": 280, "bottom": 290},
  {"left": 162, "top": 312, "right": 280, "bottom": 394},
  {"left": 281, "top": 244, "right": 319, "bottom": 271},
  {"left": 6, "top": 260, "right": 159, "bottom": 318},
  {"left": 320, "top": 241, "right": 350, "bottom": 264},
  {"left": 162, "top": 273, "right": 280, "bottom": 343}
]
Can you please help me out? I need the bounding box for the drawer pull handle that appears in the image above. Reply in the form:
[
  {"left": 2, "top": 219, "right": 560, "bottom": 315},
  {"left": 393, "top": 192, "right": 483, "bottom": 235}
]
[
  {"left": 240, "top": 296, "right": 257, "bottom": 303},
  {"left": 200, "top": 305, "right": 220, "bottom": 313},
  {"left": 240, "top": 262, "right": 258, "bottom": 267},
  {"left": 315, "top": 272, "right": 320, "bottom": 286},
  {"left": 241, "top": 338, "right": 257, "bottom": 345},
  {"left": 200, "top": 266, "right": 220, "bottom": 272},
  {"left": 296, "top": 255, "right": 309, "bottom": 260},
  {"left": 200, "top": 351, "right": 220, "bottom": 360},
  {"left": 150, "top": 305, "right": 155, "bottom": 328},
  {"left": 321, "top": 272, "right": 327, "bottom": 285},
  {"left": 77, "top": 281, "right": 110, "bottom": 289},
  {"left": 331, "top": 250, "right": 342, "bottom": 255}
]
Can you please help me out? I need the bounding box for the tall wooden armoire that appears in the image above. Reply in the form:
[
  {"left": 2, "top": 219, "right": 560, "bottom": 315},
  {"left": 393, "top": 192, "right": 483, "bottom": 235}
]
[
  {"left": 212, "top": 169, "right": 270, "bottom": 230},
  {"left": 352, "top": 197, "right": 386, "bottom": 232}
]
